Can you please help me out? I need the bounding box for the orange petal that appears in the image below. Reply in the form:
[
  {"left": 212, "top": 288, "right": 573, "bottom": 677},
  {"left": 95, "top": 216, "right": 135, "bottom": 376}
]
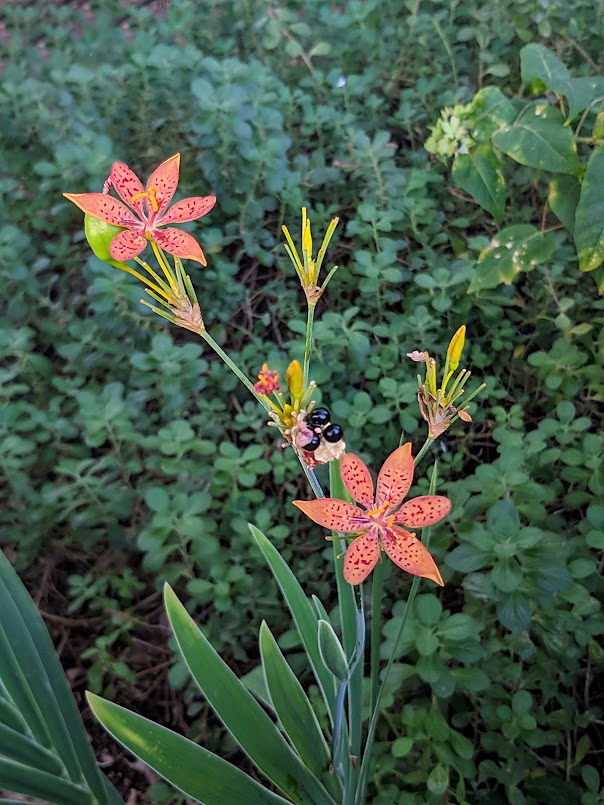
[
  {"left": 159, "top": 196, "right": 217, "bottom": 225},
  {"left": 395, "top": 495, "right": 451, "bottom": 528},
  {"left": 147, "top": 153, "right": 180, "bottom": 216},
  {"left": 109, "top": 161, "right": 145, "bottom": 214},
  {"left": 293, "top": 499, "right": 368, "bottom": 533},
  {"left": 153, "top": 228, "right": 207, "bottom": 266},
  {"left": 63, "top": 193, "right": 139, "bottom": 228},
  {"left": 108, "top": 229, "right": 147, "bottom": 261},
  {"left": 376, "top": 442, "right": 414, "bottom": 511},
  {"left": 343, "top": 531, "right": 380, "bottom": 585},
  {"left": 340, "top": 453, "right": 374, "bottom": 509},
  {"left": 382, "top": 527, "right": 444, "bottom": 586}
]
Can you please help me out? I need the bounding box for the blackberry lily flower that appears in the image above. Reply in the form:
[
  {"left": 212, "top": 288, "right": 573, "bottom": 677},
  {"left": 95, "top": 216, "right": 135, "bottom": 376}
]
[
  {"left": 294, "top": 444, "right": 449, "bottom": 585},
  {"left": 64, "top": 153, "right": 215, "bottom": 265}
]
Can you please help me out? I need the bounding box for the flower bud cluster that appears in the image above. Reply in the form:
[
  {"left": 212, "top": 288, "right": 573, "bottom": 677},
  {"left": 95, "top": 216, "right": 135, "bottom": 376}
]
[{"left": 424, "top": 103, "right": 475, "bottom": 162}]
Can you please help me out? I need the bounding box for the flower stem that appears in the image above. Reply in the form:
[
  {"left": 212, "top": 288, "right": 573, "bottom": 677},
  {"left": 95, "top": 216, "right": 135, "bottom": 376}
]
[
  {"left": 299, "top": 458, "right": 325, "bottom": 499},
  {"left": 199, "top": 330, "right": 271, "bottom": 413},
  {"left": 303, "top": 303, "right": 316, "bottom": 387},
  {"left": 369, "top": 559, "right": 384, "bottom": 716},
  {"left": 354, "top": 461, "right": 440, "bottom": 805},
  {"left": 413, "top": 435, "right": 434, "bottom": 467}
]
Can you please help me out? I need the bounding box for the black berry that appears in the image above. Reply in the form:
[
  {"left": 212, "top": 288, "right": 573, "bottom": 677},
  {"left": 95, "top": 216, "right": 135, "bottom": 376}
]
[
  {"left": 304, "top": 434, "right": 321, "bottom": 451},
  {"left": 307, "top": 406, "right": 330, "bottom": 427},
  {"left": 323, "top": 423, "right": 343, "bottom": 443}
]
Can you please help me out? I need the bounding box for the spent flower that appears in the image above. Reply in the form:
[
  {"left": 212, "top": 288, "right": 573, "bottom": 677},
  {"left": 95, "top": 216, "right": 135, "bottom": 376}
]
[
  {"left": 408, "top": 325, "right": 485, "bottom": 439},
  {"left": 294, "top": 444, "right": 449, "bottom": 585},
  {"left": 282, "top": 208, "right": 339, "bottom": 304}
]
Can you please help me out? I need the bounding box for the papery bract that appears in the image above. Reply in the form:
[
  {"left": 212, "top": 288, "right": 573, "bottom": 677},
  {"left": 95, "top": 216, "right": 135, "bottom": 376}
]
[
  {"left": 294, "top": 444, "right": 449, "bottom": 586},
  {"left": 64, "top": 153, "right": 216, "bottom": 265}
]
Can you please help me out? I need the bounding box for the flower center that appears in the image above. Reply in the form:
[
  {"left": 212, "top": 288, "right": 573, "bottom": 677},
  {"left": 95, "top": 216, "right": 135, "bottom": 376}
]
[
  {"left": 366, "top": 500, "right": 395, "bottom": 528},
  {"left": 131, "top": 185, "right": 159, "bottom": 213}
]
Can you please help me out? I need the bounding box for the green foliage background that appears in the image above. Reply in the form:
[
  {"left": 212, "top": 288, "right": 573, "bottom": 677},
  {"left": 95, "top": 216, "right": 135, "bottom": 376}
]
[{"left": 1, "top": 0, "right": 603, "bottom": 803}]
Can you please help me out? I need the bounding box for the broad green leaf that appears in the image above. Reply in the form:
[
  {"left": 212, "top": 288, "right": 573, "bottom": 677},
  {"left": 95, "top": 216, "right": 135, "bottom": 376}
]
[
  {"left": 0, "top": 759, "right": 93, "bottom": 805},
  {"left": 574, "top": 145, "right": 604, "bottom": 271},
  {"left": 164, "top": 585, "right": 336, "bottom": 805},
  {"left": 88, "top": 694, "right": 290, "bottom": 805},
  {"left": 497, "top": 592, "right": 532, "bottom": 631},
  {"left": 415, "top": 594, "right": 442, "bottom": 627},
  {"left": 427, "top": 763, "right": 450, "bottom": 796},
  {"left": 251, "top": 524, "right": 336, "bottom": 717},
  {"left": 555, "top": 77, "right": 604, "bottom": 124},
  {"left": 317, "top": 620, "right": 348, "bottom": 682},
  {"left": 451, "top": 667, "right": 490, "bottom": 691},
  {"left": 520, "top": 43, "right": 569, "bottom": 92},
  {"left": 0, "top": 551, "right": 113, "bottom": 804},
  {"left": 548, "top": 175, "right": 580, "bottom": 233},
  {"left": 452, "top": 145, "right": 505, "bottom": 222},
  {"left": 471, "top": 86, "right": 516, "bottom": 141},
  {"left": 259, "top": 622, "right": 331, "bottom": 779},
  {"left": 0, "top": 721, "right": 65, "bottom": 777},
  {"left": 468, "top": 225, "right": 557, "bottom": 291},
  {"left": 487, "top": 500, "right": 520, "bottom": 539},
  {"left": 493, "top": 105, "right": 581, "bottom": 176},
  {"left": 491, "top": 558, "right": 523, "bottom": 592}
]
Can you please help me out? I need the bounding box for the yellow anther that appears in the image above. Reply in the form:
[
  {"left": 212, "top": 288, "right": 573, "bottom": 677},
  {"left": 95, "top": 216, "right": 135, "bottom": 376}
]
[
  {"left": 367, "top": 501, "right": 390, "bottom": 518},
  {"left": 147, "top": 186, "right": 159, "bottom": 212},
  {"left": 131, "top": 187, "right": 159, "bottom": 212},
  {"left": 386, "top": 514, "right": 396, "bottom": 528}
]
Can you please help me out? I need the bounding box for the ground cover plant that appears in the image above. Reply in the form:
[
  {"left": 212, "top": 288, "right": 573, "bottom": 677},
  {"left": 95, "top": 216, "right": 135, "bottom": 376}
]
[{"left": 1, "top": 0, "right": 603, "bottom": 803}]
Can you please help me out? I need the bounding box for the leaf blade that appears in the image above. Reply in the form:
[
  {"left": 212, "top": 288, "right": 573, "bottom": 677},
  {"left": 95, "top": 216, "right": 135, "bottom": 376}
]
[
  {"left": 493, "top": 105, "right": 581, "bottom": 176},
  {"left": 574, "top": 144, "right": 604, "bottom": 271},
  {"left": 259, "top": 622, "right": 331, "bottom": 779},
  {"left": 0, "top": 758, "right": 93, "bottom": 805},
  {"left": 452, "top": 145, "right": 505, "bottom": 222},
  {"left": 164, "top": 585, "right": 335, "bottom": 805},
  {"left": 250, "top": 524, "right": 336, "bottom": 718},
  {"left": 88, "top": 694, "right": 291, "bottom": 805},
  {"left": 0, "top": 550, "right": 112, "bottom": 803}
]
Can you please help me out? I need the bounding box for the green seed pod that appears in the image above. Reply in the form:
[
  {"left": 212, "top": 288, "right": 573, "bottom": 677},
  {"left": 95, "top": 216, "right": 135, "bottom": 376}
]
[
  {"left": 84, "top": 214, "right": 128, "bottom": 269},
  {"left": 317, "top": 619, "right": 348, "bottom": 682}
]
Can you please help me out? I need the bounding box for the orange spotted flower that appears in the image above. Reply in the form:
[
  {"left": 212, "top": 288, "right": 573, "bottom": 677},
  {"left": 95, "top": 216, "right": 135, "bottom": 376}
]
[
  {"left": 63, "top": 153, "right": 216, "bottom": 265},
  {"left": 294, "top": 444, "right": 449, "bottom": 585}
]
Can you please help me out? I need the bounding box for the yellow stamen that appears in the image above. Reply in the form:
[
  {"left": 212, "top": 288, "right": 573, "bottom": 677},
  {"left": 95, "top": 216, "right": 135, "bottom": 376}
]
[
  {"left": 386, "top": 514, "right": 396, "bottom": 528},
  {"left": 147, "top": 186, "right": 159, "bottom": 212},
  {"left": 366, "top": 501, "right": 390, "bottom": 518},
  {"left": 131, "top": 186, "right": 159, "bottom": 212}
]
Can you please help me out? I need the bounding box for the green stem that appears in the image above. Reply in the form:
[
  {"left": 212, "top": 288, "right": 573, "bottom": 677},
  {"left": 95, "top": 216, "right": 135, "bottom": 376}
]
[
  {"left": 369, "top": 559, "right": 384, "bottom": 716},
  {"left": 367, "top": 434, "right": 434, "bottom": 755},
  {"left": 299, "top": 458, "right": 325, "bottom": 499},
  {"left": 413, "top": 436, "right": 434, "bottom": 467},
  {"left": 303, "top": 303, "right": 316, "bottom": 387},
  {"left": 199, "top": 331, "right": 271, "bottom": 413},
  {"left": 354, "top": 461, "right": 440, "bottom": 805}
]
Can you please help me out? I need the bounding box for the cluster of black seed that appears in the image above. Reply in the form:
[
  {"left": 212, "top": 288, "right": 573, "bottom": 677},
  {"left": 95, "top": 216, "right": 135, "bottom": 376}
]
[{"left": 303, "top": 407, "right": 344, "bottom": 452}]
